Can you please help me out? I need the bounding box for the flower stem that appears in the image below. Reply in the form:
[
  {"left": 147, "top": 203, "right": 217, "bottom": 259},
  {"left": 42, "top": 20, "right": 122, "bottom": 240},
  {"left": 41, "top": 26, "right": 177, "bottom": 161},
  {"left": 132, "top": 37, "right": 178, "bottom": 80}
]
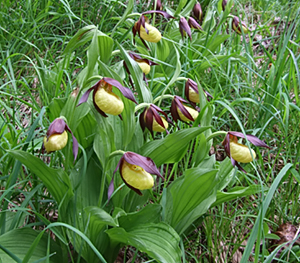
[
  {"left": 135, "top": 103, "right": 150, "bottom": 112},
  {"left": 206, "top": 131, "right": 227, "bottom": 142},
  {"left": 153, "top": 94, "right": 174, "bottom": 104},
  {"left": 98, "top": 150, "right": 125, "bottom": 207}
]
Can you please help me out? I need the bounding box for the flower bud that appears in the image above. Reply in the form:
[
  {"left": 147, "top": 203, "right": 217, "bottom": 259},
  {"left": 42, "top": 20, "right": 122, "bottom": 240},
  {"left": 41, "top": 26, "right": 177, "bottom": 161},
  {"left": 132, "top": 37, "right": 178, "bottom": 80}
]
[
  {"left": 188, "top": 17, "right": 203, "bottom": 30},
  {"left": 179, "top": 17, "right": 192, "bottom": 41},
  {"left": 192, "top": 2, "right": 203, "bottom": 21},
  {"left": 232, "top": 16, "right": 249, "bottom": 34},
  {"left": 154, "top": 0, "right": 163, "bottom": 11}
]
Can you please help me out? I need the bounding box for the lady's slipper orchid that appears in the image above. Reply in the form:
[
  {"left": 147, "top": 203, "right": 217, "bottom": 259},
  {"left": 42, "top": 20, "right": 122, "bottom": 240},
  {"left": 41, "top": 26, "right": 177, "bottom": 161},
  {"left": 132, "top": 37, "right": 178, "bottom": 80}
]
[
  {"left": 139, "top": 104, "right": 171, "bottom": 136},
  {"left": 171, "top": 96, "right": 199, "bottom": 123},
  {"left": 133, "top": 11, "right": 173, "bottom": 49},
  {"left": 43, "top": 117, "right": 78, "bottom": 161},
  {"left": 77, "top": 78, "right": 137, "bottom": 118},
  {"left": 232, "top": 16, "right": 249, "bottom": 34},
  {"left": 222, "top": 131, "right": 271, "bottom": 172},
  {"left": 128, "top": 52, "right": 159, "bottom": 75},
  {"left": 192, "top": 2, "right": 203, "bottom": 22},
  {"left": 108, "top": 152, "right": 164, "bottom": 199},
  {"left": 185, "top": 79, "right": 213, "bottom": 106}
]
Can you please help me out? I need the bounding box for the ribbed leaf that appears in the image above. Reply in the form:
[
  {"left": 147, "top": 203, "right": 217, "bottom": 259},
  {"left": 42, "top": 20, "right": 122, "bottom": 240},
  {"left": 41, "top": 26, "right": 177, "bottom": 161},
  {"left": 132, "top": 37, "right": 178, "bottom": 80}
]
[
  {"left": 140, "top": 127, "right": 210, "bottom": 166},
  {"left": 106, "top": 223, "right": 181, "bottom": 263},
  {"left": 85, "top": 206, "right": 119, "bottom": 228},
  {"left": 7, "top": 150, "right": 73, "bottom": 206},
  {"left": 0, "top": 228, "right": 65, "bottom": 262},
  {"left": 212, "top": 185, "right": 265, "bottom": 207},
  {"left": 168, "top": 168, "right": 218, "bottom": 229}
]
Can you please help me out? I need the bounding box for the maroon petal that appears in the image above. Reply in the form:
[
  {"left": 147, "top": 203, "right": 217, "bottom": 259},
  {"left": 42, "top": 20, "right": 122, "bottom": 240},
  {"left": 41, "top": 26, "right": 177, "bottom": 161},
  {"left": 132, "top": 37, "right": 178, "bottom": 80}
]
[
  {"left": 123, "top": 152, "right": 164, "bottom": 179},
  {"left": 170, "top": 99, "right": 180, "bottom": 122},
  {"left": 107, "top": 175, "right": 115, "bottom": 202},
  {"left": 139, "top": 109, "right": 147, "bottom": 132},
  {"left": 103, "top": 77, "right": 137, "bottom": 104},
  {"left": 175, "top": 96, "right": 194, "bottom": 122},
  {"left": 77, "top": 87, "right": 95, "bottom": 107},
  {"left": 46, "top": 118, "right": 66, "bottom": 138},
  {"left": 65, "top": 124, "right": 79, "bottom": 161},
  {"left": 142, "top": 10, "right": 174, "bottom": 19},
  {"left": 145, "top": 108, "right": 154, "bottom": 137},
  {"left": 179, "top": 17, "right": 192, "bottom": 40}
]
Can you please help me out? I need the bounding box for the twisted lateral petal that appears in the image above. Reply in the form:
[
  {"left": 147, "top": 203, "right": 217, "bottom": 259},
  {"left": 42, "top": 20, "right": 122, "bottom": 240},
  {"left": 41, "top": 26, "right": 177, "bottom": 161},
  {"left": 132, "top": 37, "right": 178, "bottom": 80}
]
[
  {"left": 123, "top": 151, "right": 163, "bottom": 179},
  {"left": 43, "top": 131, "right": 68, "bottom": 153},
  {"left": 103, "top": 77, "right": 137, "bottom": 104},
  {"left": 142, "top": 10, "right": 174, "bottom": 19},
  {"left": 94, "top": 88, "right": 124, "bottom": 115},
  {"left": 230, "top": 141, "right": 256, "bottom": 163},
  {"left": 121, "top": 160, "right": 154, "bottom": 190},
  {"left": 228, "top": 131, "right": 271, "bottom": 148}
]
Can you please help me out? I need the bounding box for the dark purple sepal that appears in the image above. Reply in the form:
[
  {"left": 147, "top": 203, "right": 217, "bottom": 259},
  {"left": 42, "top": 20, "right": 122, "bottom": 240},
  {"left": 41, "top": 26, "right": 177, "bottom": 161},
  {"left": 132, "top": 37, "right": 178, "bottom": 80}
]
[
  {"left": 170, "top": 99, "right": 180, "bottom": 122},
  {"left": 179, "top": 17, "right": 192, "bottom": 41},
  {"left": 46, "top": 118, "right": 66, "bottom": 138},
  {"left": 65, "top": 124, "right": 79, "bottom": 161},
  {"left": 142, "top": 10, "right": 174, "bottom": 19},
  {"left": 192, "top": 2, "right": 203, "bottom": 21},
  {"left": 103, "top": 77, "right": 137, "bottom": 104},
  {"left": 233, "top": 159, "right": 247, "bottom": 173},
  {"left": 139, "top": 110, "right": 147, "bottom": 132},
  {"left": 77, "top": 87, "right": 95, "bottom": 107},
  {"left": 123, "top": 152, "right": 164, "bottom": 179},
  {"left": 107, "top": 175, "right": 115, "bottom": 202},
  {"left": 175, "top": 96, "right": 194, "bottom": 122}
]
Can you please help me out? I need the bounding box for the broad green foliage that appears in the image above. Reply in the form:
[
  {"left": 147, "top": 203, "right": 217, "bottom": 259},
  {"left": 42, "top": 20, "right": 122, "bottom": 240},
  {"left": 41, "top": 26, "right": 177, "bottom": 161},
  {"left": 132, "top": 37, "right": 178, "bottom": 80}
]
[{"left": 1, "top": 0, "right": 299, "bottom": 262}]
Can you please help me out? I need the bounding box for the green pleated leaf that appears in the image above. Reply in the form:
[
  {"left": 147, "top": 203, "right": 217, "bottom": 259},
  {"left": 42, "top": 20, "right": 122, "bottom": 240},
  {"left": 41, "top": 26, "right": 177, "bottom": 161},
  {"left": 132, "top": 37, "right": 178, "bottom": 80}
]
[
  {"left": 117, "top": 204, "right": 162, "bottom": 231},
  {"left": 7, "top": 150, "right": 73, "bottom": 206},
  {"left": 85, "top": 206, "right": 119, "bottom": 228},
  {"left": 174, "top": 0, "right": 187, "bottom": 16},
  {"left": 168, "top": 168, "right": 218, "bottom": 229},
  {"left": 106, "top": 222, "right": 181, "bottom": 263},
  {"left": 0, "top": 228, "right": 65, "bottom": 263},
  {"left": 212, "top": 185, "right": 265, "bottom": 207},
  {"left": 140, "top": 127, "right": 210, "bottom": 166},
  {"left": 215, "top": 158, "right": 235, "bottom": 191}
]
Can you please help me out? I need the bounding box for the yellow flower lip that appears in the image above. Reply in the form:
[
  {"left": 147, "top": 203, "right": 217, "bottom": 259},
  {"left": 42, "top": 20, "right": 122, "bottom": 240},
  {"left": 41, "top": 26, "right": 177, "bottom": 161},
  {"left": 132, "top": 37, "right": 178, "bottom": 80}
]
[
  {"left": 121, "top": 161, "right": 154, "bottom": 190},
  {"left": 94, "top": 87, "right": 124, "bottom": 116},
  {"left": 138, "top": 61, "right": 151, "bottom": 74},
  {"left": 43, "top": 131, "right": 68, "bottom": 153},
  {"left": 229, "top": 141, "right": 256, "bottom": 163},
  {"left": 139, "top": 22, "right": 162, "bottom": 43}
]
